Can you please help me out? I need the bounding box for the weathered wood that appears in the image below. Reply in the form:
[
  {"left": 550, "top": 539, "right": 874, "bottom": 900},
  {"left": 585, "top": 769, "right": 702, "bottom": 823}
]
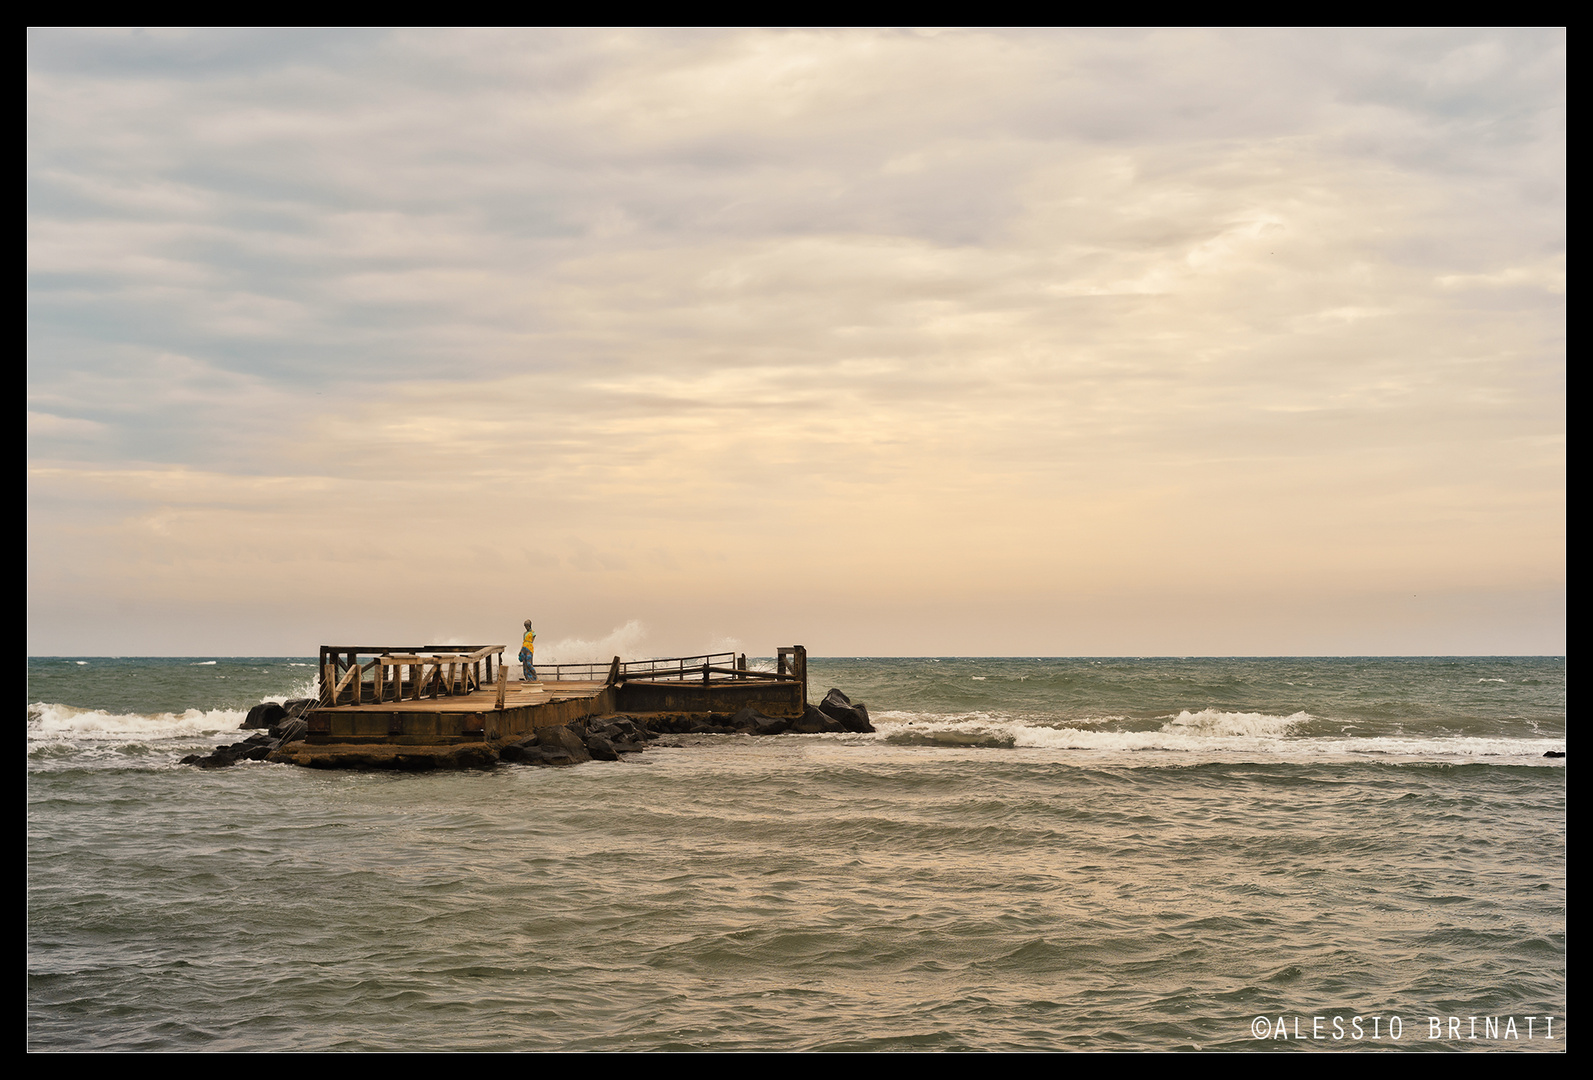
[
  {"left": 712, "top": 666, "right": 796, "bottom": 680},
  {"left": 495, "top": 665, "right": 509, "bottom": 710}
]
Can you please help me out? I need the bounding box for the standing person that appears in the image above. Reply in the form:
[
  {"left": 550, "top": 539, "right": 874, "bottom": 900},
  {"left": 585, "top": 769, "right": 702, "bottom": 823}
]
[{"left": 519, "top": 620, "right": 537, "bottom": 681}]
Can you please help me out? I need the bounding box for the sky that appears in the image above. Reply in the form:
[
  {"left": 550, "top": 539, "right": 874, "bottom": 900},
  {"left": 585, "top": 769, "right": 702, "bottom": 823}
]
[{"left": 27, "top": 28, "right": 1564, "bottom": 659}]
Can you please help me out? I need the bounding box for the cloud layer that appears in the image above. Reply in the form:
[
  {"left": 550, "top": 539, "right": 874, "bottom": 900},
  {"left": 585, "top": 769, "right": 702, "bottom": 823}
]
[{"left": 28, "top": 29, "right": 1565, "bottom": 656}]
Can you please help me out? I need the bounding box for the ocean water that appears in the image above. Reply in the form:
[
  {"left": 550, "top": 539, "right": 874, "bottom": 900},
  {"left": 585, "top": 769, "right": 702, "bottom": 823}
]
[{"left": 28, "top": 656, "right": 1565, "bottom": 1051}]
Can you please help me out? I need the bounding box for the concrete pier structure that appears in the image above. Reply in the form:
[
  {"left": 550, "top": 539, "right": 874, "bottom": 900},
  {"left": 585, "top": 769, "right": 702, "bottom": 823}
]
[{"left": 304, "top": 646, "right": 808, "bottom": 745}]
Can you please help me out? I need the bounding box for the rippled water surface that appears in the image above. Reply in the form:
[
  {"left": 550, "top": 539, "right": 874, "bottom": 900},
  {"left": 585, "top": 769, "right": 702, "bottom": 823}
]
[{"left": 28, "top": 657, "right": 1566, "bottom": 1051}]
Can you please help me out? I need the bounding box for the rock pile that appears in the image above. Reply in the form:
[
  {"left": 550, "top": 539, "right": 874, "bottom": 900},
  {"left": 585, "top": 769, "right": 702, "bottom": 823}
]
[
  {"left": 180, "top": 713, "right": 310, "bottom": 769},
  {"left": 181, "top": 687, "right": 875, "bottom": 771}
]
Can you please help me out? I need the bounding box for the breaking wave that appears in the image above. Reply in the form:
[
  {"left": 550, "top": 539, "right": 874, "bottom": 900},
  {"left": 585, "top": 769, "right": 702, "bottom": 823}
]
[
  {"left": 871, "top": 708, "right": 1561, "bottom": 761},
  {"left": 27, "top": 702, "right": 249, "bottom": 744}
]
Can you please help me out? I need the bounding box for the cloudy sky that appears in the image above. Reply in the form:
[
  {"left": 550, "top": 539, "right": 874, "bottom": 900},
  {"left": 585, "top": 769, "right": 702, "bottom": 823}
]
[{"left": 27, "top": 28, "right": 1564, "bottom": 658}]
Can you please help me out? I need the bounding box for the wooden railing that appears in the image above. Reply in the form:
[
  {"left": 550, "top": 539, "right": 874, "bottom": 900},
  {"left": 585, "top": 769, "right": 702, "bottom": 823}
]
[
  {"left": 540, "top": 648, "right": 807, "bottom": 688},
  {"left": 541, "top": 652, "right": 737, "bottom": 683},
  {"left": 317, "top": 644, "right": 506, "bottom": 706},
  {"left": 315, "top": 643, "right": 808, "bottom": 706}
]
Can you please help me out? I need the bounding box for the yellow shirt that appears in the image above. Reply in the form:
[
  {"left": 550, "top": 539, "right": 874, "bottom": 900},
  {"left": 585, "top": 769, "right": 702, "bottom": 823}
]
[{"left": 521, "top": 629, "right": 535, "bottom": 656}]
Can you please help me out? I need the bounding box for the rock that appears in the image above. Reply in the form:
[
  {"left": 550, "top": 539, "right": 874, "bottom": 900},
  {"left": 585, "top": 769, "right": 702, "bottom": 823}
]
[
  {"left": 270, "top": 718, "right": 308, "bottom": 744},
  {"left": 602, "top": 717, "right": 654, "bottom": 742},
  {"left": 501, "top": 724, "right": 620, "bottom": 767},
  {"left": 585, "top": 734, "right": 620, "bottom": 761},
  {"left": 727, "top": 706, "right": 792, "bottom": 736},
  {"left": 790, "top": 705, "right": 845, "bottom": 734},
  {"left": 242, "top": 702, "right": 288, "bottom": 729},
  {"left": 283, "top": 698, "right": 317, "bottom": 720},
  {"left": 533, "top": 725, "right": 592, "bottom": 764},
  {"left": 501, "top": 741, "right": 568, "bottom": 766},
  {"left": 818, "top": 688, "right": 875, "bottom": 733},
  {"left": 728, "top": 706, "right": 771, "bottom": 731},
  {"left": 182, "top": 732, "right": 278, "bottom": 767}
]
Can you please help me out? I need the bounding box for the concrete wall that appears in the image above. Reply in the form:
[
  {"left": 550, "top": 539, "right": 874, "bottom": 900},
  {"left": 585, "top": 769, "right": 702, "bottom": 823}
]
[{"left": 615, "top": 679, "right": 803, "bottom": 717}]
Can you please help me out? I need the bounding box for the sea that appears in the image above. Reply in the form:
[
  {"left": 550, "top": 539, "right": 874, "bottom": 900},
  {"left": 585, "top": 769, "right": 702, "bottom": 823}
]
[{"left": 27, "top": 655, "right": 1566, "bottom": 1051}]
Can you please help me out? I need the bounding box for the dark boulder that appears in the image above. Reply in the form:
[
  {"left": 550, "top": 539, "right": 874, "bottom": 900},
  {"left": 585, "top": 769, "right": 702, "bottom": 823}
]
[
  {"left": 506, "top": 745, "right": 576, "bottom": 770},
  {"left": 601, "top": 717, "right": 654, "bottom": 742},
  {"left": 728, "top": 706, "right": 771, "bottom": 731},
  {"left": 818, "top": 688, "right": 875, "bottom": 733},
  {"left": 243, "top": 702, "right": 288, "bottom": 730},
  {"left": 270, "top": 718, "right": 309, "bottom": 744},
  {"left": 181, "top": 732, "right": 277, "bottom": 768},
  {"left": 501, "top": 741, "right": 573, "bottom": 766},
  {"left": 585, "top": 734, "right": 620, "bottom": 761},
  {"left": 790, "top": 705, "right": 845, "bottom": 734},
  {"left": 534, "top": 725, "right": 592, "bottom": 763},
  {"left": 728, "top": 706, "right": 792, "bottom": 736}
]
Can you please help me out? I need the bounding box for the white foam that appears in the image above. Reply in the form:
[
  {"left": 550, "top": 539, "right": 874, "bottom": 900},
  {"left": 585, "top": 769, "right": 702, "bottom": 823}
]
[
  {"left": 27, "top": 702, "right": 247, "bottom": 744},
  {"left": 537, "top": 619, "right": 649, "bottom": 665},
  {"left": 269, "top": 671, "right": 320, "bottom": 703},
  {"left": 868, "top": 709, "right": 1562, "bottom": 761},
  {"left": 1163, "top": 708, "right": 1308, "bottom": 737}
]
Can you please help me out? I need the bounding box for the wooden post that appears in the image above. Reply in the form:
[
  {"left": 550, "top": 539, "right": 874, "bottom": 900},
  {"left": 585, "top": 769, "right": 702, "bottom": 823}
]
[
  {"left": 702, "top": 662, "right": 711, "bottom": 686},
  {"left": 794, "top": 645, "right": 808, "bottom": 711},
  {"left": 495, "top": 664, "right": 509, "bottom": 710},
  {"left": 606, "top": 655, "right": 621, "bottom": 687},
  {"left": 322, "top": 662, "right": 336, "bottom": 705}
]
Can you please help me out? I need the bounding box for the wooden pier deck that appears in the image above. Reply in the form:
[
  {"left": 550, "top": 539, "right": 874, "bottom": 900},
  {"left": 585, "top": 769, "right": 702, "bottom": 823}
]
[{"left": 307, "top": 679, "right": 616, "bottom": 744}]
